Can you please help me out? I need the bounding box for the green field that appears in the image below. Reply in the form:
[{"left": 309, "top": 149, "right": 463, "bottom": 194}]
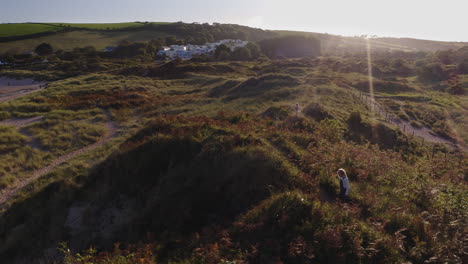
[
  {"left": 0, "top": 23, "right": 63, "bottom": 38},
  {"left": 0, "top": 30, "right": 172, "bottom": 53},
  {"left": 0, "top": 22, "right": 173, "bottom": 40},
  {"left": 49, "top": 22, "right": 145, "bottom": 30}
]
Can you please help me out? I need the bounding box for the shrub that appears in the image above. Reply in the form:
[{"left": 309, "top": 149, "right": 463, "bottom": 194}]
[
  {"left": 34, "top": 42, "right": 53, "bottom": 56},
  {"left": 261, "top": 106, "right": 290, "bottom": 120},
  {"left": 417, "top": 63, "right": 449, "bottom": 82},
  {"left": 303, "top": 103, "right": 332, "bottom": 121}
]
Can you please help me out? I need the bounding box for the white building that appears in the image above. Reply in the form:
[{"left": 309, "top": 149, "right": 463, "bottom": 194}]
[{"left": 157, "top": 39, "right": 249, "bottom": 60}]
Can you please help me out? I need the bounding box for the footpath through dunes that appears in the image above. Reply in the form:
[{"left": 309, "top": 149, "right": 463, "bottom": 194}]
[
  {"left": 354, "top": 91, "right": 468, "bottom": 152},
  {"left": 0, "top": 115, "right": 44, "bottom": 127},
  {"left": 0, "top": 80, "right": 119, "bottom": 207},
  {"left": 0, "top": 77, "right": 47, "bottom": 103},
  {"left": 0, "top": 112, "right": 118, "bottom": 207}
]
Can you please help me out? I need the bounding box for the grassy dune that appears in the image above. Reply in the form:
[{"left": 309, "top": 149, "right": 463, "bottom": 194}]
[{"left": 0, "top": 54, "right": 466, "bottom": 263}]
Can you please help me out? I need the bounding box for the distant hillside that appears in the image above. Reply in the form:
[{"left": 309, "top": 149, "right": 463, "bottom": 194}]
[
  {"left": 0, "top": 23, "right": 64, "bottom": 38},
  {"left": 0, "top": 22, "right": 149, "bottom": 39},
  {"left": 0, "top": 22, "right": 466, "bottom": 55},
  {"left": 0, "top": 22, "right": 276, "bottom": 54},
  {"left": 276, "top": 30, "right": 468, "bottom": 54}
]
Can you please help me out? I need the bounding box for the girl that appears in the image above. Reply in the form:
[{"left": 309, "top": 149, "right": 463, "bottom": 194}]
[{"left": 337, "top": 168, "right": 350, "bottom": 201}]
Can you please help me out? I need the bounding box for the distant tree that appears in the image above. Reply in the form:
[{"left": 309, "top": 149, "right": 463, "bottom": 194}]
[
  {"left": 390, "top": 58, "right": 413, "bottom": 76},
  {"left": 81, "top": 46, "right": 97, "bottom": 57},
  {"left": 35, "top": 43, "right": 53, "bottom": 56},
  {"left": 149, "top": 39, "right": 164, "bottom": 48},
  {"left": 205, "top": 34, "right": 214, "bottom": 42},
  {"left": 217, "top": 50, "right": 231, "bottom": 61},
  {"left": 246, "top": 42, "right": 261, "bottom": 58},
  {"left": 185, "top": 37, "right": 195, "bottom": 44},
  {"left": 259, "top": 36, "right": 321, "bottom": 59},
  {"left": 215, "top": 44, "right": 231, "bottom": 59},
  {"left": 232, "top": 47, "right": 252, "bottom": 61},
  {"left": 435, "top": 50, "right": 454, "bottom": 64},
  {"left": 195, "top": 37, "right": 208, "bottom": 45},
  {"left": 4, "top": 55, "right": 15, "bottom": 63},
  {"left": 417, "top": 63, "right": 449, "bottom": 82},
  {"left": 112, "top": 42, "right": 150, "bottom": 58},
  {"left": 165, "top": 36, "right": 177, "bottom": 45},
  {"left": 457, "top": 59, "right": 468, "bottom": 74},
  {"left": 235, "top": 31, "right": 247, "bottom": 40}
]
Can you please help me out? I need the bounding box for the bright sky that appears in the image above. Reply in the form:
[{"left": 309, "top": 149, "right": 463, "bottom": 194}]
[{"left": 1, "top": 0, "right": 467, "bottom": 41}]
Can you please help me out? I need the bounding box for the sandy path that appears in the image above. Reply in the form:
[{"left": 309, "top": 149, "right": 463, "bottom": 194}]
[
  {"left": 0, "top": 77, "right": 42, "bottom": 86},
  {"left": 355, "top": 91, "right": 468, "bottom": 152},
  {"left": 0, "top": 77, "right": 46, "bottom": 103},
  {"left": 0, "top": 79, "right": 119, "bottom": 207},
  {"left": 0, "top": 88, "right": 45, "bottom": 104},
  {"left": 0, "top": 116, "right": 44, "bottom": 127},
  {"left": 0, "top": 115, "right": 117, "bottom": 206}
]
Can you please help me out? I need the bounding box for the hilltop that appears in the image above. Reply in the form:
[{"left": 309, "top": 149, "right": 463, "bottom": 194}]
[{"left": 0, "top": 22, "right": 466, "bottom": 264}]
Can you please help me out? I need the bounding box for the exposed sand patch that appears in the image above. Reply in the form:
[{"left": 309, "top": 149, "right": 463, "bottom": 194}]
[{"left": 0, "top": 77, "right": 47, "bottom": 103}]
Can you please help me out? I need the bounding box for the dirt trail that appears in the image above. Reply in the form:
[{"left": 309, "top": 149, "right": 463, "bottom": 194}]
[
  {"left": 0, "top": 78, "right": 46, "bottom": 104},
  {"left": 0, "top": 116, "right": 44, "bottom": 127},
  {"left": 0, "top": 113, "right": 118, "bottom": 207},
  {"left": 355, "top": 91, "right": 468, "bottom": 152},
  {"left": 0, "top": 88, "right": 45, "bottom": 104},
  {"left": 0, "top": 80, "right": 119, "bottom": 207}
]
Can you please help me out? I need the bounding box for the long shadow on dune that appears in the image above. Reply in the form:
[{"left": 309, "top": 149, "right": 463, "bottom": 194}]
[{"left": 0, "top": 122, "right": 304, "bottom": 262}]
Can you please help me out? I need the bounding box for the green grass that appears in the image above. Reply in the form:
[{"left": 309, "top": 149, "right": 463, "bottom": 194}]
[
  {"left": 0, "top": 29, "right": 172, "bottom": 52},
  {"left": 49, "top": 22, "right": 144, "bottom": 30},
  {"left": 25, "top": 119, "right": 106, "bottom": 155},
  {"left": 0, "top": 125, "right": 28, "bottom": 152},
  {"left": 0, "top": 22, "right": 172, "bottom": 39},
  {"left": 0, "top": 23, "right": 62, "bottom": 38},
  {"left": 0, "top": 83, "right": 110, "bottom": 189}
]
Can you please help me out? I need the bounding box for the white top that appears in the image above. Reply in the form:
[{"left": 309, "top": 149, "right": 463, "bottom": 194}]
[{"left": 342, "top": 177, "right": 350, "bottom": 195}]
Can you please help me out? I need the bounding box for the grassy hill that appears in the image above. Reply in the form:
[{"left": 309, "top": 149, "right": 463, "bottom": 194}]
[
  {"left": 0, "top": 43, "right": 466, "bottom": 263},
  {"left": 0, "top": 30, "right": 173, "bottom": 53},
  {"left": 0, "top": 23, "right": 64, "bottom": 38},
  {"left": 49, "top": 22, "right": 146, "bottom": 30},
  {"left": 1, "top": 22, "right": 467, "bottom": 54},
  {"left": 0, "top": 22, "right": 152, "bottom": 38},
  {"left": 276, "top": 30, "right": 468, "bottom": 53}
]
